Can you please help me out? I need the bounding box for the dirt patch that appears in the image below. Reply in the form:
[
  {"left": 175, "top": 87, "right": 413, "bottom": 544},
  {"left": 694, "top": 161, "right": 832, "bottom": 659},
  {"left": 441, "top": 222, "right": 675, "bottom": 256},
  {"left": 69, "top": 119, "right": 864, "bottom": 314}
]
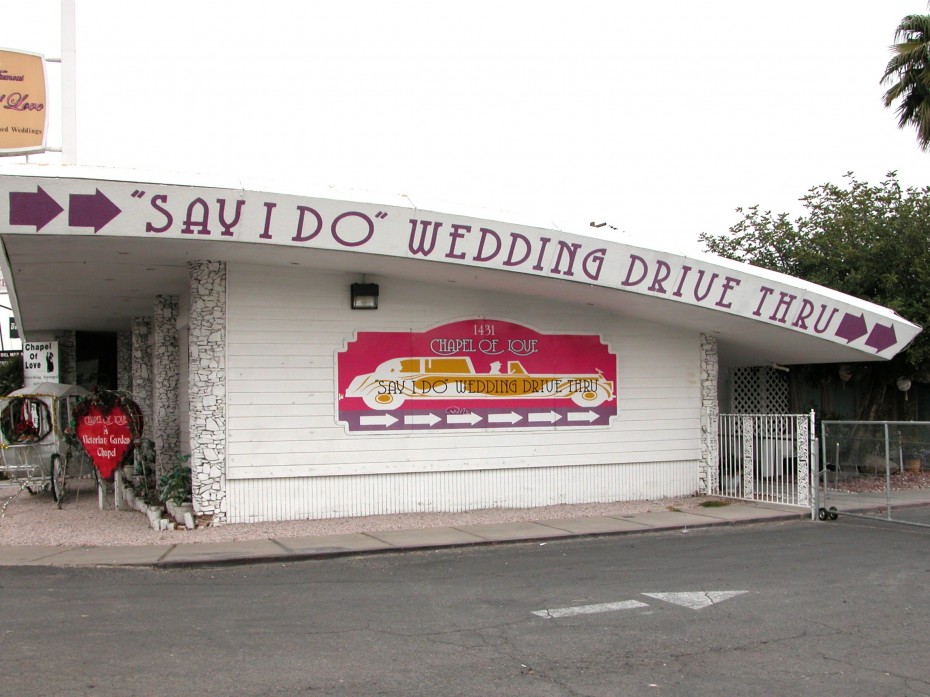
[
  {"left": 0, "top": 478, "right": 713, "bottom": 547},
  {"left": 827, "top": 469, "right": 930, "bottom": 494}
]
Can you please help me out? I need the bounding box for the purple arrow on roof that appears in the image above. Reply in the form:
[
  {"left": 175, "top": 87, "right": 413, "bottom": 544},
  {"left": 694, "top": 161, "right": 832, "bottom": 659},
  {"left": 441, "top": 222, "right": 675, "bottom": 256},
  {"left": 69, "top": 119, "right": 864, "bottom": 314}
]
[
  {"left": 835, "top": 313, "right": 868, "bottom": 343},
  {"left": 9, "top": 186, "right": 64, "bottom": 231},
  {"left": 68, "top": 189, "right": 121, "bottom": 232},
  {"left": 865, "top": 323, "right": 897, "bottom": 353}
]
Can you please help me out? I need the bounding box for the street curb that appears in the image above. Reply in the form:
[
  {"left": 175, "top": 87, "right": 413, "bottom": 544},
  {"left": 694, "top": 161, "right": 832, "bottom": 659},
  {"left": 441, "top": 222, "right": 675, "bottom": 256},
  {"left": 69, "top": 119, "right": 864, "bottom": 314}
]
[{"left": 146, "top": 512, "right": 810, "bottom": 571}]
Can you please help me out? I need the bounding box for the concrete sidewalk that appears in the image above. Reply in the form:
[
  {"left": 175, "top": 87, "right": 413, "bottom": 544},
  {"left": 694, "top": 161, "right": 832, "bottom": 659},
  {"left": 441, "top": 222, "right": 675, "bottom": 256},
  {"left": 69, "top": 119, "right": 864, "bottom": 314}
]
[{"left": 0, "top": 500, "right": 811, "bottom": 569}]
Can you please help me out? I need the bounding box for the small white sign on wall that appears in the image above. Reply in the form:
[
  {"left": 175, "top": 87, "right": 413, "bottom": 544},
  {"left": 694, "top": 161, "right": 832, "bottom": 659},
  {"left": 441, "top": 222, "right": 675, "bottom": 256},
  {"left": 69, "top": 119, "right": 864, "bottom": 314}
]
[{"left": 23, "top": 341, "right": 59, "bottom": 387}]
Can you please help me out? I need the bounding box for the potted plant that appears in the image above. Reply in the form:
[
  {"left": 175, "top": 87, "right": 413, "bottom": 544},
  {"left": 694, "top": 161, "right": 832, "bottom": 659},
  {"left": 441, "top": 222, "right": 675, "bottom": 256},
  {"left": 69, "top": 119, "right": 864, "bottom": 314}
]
[{"left": 159, "top": 453, "right": 193, "bottom": 521}]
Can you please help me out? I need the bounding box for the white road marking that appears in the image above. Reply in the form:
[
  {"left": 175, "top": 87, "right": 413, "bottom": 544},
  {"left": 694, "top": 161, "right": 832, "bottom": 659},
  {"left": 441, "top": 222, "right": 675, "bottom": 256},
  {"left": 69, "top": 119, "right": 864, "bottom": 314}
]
[
  {"left": 532, "top": 600, "right": 649, "bottom": 618},
  {"left": 642, "top": 591, "right": 748, "bottom": 610}
]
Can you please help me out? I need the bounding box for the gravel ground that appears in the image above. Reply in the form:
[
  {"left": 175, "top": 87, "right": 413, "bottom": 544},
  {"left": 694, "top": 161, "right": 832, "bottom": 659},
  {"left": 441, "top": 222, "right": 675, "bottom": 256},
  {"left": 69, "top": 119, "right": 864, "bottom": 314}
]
[
  {"left": 0, "top": 478, "right": 712, "bottom": 547},
  {"left": 828, "top": 469, "right": 930, "bottom": 493}
]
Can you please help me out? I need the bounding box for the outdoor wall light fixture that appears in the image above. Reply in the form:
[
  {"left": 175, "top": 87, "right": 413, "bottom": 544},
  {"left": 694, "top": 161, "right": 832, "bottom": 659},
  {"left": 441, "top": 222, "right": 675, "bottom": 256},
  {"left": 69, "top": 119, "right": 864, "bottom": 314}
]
[{"left": 351, "top": 282, "right": 379, "bottom": 310}]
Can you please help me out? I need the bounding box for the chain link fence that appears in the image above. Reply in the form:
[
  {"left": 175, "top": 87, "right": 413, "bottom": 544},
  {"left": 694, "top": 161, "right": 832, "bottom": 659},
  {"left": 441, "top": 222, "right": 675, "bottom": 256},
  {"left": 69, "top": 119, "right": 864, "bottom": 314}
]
[{"left": 817, "top": 421, "right": 930, "bottom": 527}]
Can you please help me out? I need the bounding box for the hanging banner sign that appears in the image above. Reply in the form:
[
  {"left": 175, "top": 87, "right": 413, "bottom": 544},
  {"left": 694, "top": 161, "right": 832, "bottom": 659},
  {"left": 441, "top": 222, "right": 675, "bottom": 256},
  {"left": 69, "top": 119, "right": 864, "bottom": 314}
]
[
  {"left": 337, "top": 319, "right": 618, "bottom": 432},
  {"left": 23, "top": 340, "right": 58, "bottom": 387},
  {"left": 0, "top": 49, "right": 47, "bottom": 155}
]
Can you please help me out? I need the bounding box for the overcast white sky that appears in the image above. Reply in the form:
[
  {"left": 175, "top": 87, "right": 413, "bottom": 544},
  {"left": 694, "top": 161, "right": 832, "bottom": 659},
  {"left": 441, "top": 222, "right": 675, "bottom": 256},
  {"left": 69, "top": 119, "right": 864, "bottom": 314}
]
[{"left": 2, "top": 1, "right": 928, "bottom": 254}]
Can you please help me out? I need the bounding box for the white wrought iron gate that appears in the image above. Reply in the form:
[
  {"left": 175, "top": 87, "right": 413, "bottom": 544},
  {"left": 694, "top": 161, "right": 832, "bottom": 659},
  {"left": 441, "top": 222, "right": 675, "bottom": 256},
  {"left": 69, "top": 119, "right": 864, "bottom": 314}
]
[{"left": 716, "top": 412, "right": 814, "bottom": 507}]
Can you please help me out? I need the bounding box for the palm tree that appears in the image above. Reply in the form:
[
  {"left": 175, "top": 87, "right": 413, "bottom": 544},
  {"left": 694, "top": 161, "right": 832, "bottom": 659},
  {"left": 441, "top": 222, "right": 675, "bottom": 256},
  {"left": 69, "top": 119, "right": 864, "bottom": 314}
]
[{"left": 882, "top": 14, "right": 930, "bottom": 151}]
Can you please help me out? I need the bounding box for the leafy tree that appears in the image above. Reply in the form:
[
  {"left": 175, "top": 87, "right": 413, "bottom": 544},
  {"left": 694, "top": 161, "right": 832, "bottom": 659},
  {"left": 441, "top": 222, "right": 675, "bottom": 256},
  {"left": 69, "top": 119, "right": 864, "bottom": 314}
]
[
  {"left": 0, "top": 354, "right": 23, "bottom": 396},
  {"left": 700, "top": 173, "right": 930, "bottom": 419},
  {"left": 882, "top": 13, "right": 930, "bottom": 150}
]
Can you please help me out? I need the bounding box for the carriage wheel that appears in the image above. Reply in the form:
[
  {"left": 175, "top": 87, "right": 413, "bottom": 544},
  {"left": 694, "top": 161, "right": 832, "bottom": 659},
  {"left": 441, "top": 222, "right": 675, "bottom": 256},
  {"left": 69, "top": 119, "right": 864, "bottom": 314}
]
[{"left": 50, "top": 454, "right": 67, "bottom": 508}]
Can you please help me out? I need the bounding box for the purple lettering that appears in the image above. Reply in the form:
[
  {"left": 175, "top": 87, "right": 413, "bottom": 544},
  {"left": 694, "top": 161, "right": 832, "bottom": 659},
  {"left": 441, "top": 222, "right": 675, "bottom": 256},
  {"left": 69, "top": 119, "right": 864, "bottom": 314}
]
[
  {"left": 550, "top": 241, "right": 582, "bottom": 277},
  {"left": 715, "top": 276, "right": 741, "bottom": 309},
  {"left": 331, "top": 211, "right": 374, "bottom": 247},
  {"left": 145, "top": 194, "right": 173, "bottom": 233},
  {"left": 531, "top": 237, "right": 551, "bottom": 271},
  {"left": 474, "top": 227, "right": 501, "bottom": 262},
  {"left": 648, "top": 260, "right": 672, "bottom": 293},
  {"left": 672, "top": 265, "right": 692, "bottom": 297},
  {"left": 292, "top": 206, "right": 322, "bottom": 242},
  {"left": 693, "top": 270, "right": 719, "bottom": 302},
  {"left": 753, "top": 286, "right": 775, "bottom": 316},
  {"left": 504, "top": 233, "right": 532, "bottom": 267},
  {"left": 768, "top": 291, "right": 797, "bottom": 324},
  {"left": 621, "top": 254, "right": 649, "bottom": 287},
  {"left": 582, "top": 248, "right": 606, "bottom": 281},
  {"left": 408, "top": 219, "right": 442, "bottom": 256},
  {"left": 180, "top": 198, "right": 211, "bottom": 235},
  {"left": 813, "top": 305, "right": 839, "bottom": 334},
  {"left": 260, "top": 202, "right": 276, "bottom": 239},
  {"left": 2, "top": 92, "right": 43, "bottom": 112},
  {"left": 216, "top": 198, "right": 244, "bottom": 237},
  {"left": 446, "top": 223, "right": 471, "bottom": 259},
  {"left": 792, "top": 299, "right": 815, "bottom": 329}
]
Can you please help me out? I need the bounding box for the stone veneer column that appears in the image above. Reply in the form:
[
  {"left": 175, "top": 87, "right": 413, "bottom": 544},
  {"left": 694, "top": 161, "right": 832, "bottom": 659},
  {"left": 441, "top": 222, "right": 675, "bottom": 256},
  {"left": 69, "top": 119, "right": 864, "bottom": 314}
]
[
  {"left": 131, "top": 317, "right": 153, "bottom": 439},
  {"left": 116, "top": 331, "right": 132, "bottom": 391},
  {"left": 188, "top": 261, "right": 227, "bottom": 522},
  {"left": 54, "top": 330, "right": 76, "bottom": 385},
  {"left": 699, "top": 334, "right": 719, "bottom": 496},
  {"left": 152, "top": 296, "right": 180, "bottom": 479}
]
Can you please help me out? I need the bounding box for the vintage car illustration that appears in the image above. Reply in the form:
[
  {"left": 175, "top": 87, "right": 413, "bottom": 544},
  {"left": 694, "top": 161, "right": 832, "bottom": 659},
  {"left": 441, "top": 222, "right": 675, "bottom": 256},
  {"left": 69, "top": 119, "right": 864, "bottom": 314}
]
[{"left": 344, "top": 356, "right": 615, "bottom": 410}]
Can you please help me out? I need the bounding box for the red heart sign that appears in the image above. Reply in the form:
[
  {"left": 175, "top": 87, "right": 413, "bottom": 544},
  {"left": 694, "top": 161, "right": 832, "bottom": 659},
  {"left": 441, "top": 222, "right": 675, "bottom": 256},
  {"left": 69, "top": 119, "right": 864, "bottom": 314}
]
[{"left": 76, "top": 404, "right": 135, "bottom": 480}]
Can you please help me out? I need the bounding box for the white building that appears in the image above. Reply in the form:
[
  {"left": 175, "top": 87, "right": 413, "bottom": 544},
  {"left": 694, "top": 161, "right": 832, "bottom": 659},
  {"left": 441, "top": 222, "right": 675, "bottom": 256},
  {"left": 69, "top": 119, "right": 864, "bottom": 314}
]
[{"left": 0, "top": 166, "right": 920, "bottom": 524}]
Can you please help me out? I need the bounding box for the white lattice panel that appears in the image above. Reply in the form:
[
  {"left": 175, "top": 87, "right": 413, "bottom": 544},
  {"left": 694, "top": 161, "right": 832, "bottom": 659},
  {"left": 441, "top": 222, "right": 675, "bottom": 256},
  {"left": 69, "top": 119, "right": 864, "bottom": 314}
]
[{"left": 731, "top": 367, "right": 789, "bottom": 414}]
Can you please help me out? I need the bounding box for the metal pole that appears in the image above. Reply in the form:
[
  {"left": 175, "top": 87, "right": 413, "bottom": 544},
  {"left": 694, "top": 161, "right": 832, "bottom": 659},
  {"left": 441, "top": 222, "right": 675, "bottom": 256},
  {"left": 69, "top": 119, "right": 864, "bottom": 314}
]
[
  {"left": 60, "top": 0, "right": 77, "bottom": 164},
  {"left": 884, "top": 422, "right": 891, "bottom": 520}
]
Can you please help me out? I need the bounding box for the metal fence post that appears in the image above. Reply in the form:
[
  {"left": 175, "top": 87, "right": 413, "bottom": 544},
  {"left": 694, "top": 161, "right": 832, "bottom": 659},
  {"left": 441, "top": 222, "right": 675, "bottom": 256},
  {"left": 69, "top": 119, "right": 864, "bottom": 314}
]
[
  {"left": 741, "top": 415, "right": 754, "bottom": 499},
  {"left": 885, "top": 422, "right": 892, "bottom": 520}
]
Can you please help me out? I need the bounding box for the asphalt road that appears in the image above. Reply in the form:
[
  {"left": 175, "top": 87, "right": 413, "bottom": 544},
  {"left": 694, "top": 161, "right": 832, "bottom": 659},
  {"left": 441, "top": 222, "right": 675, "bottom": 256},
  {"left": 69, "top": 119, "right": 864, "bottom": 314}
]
[{"left": 2, "top": 515, "right": 929, "bottom": 697}]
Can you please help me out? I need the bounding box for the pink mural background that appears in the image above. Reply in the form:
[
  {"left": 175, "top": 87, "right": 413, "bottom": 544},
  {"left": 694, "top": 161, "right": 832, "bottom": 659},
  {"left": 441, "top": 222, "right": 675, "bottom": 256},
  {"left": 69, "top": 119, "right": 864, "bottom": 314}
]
[{"left": 337, "top": 319, "right": 617, "bottom": 432}]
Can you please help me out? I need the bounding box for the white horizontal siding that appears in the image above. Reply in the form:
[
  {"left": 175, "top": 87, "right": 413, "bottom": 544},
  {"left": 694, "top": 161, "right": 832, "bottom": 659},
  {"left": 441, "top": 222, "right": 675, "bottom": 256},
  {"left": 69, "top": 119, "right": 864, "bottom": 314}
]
[
  {"left": 225, "top": 460, "right": 701, "bottom": 523},
  {"left": 222, "top": 263, "right": 703, "bottom": 520}
]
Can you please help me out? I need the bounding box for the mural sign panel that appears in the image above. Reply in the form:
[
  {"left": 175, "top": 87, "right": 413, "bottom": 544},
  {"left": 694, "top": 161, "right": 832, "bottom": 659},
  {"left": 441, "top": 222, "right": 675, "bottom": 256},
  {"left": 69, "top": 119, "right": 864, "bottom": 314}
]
[
  {"left": 337, "top": 319, "right": 617, "bottom": 432},
  {"left": 0, "top": 49, "right": 47, "bottom": 155}
]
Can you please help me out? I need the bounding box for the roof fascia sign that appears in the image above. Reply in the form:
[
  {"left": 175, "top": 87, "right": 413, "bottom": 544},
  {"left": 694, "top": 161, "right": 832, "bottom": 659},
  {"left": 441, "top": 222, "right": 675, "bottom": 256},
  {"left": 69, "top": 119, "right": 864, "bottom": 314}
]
[
  {"left": 0, "top": 172, "right": 921, "bottom": 359},
  {"left": 0, "top": 49, "right": 47, "bottom": 155}
]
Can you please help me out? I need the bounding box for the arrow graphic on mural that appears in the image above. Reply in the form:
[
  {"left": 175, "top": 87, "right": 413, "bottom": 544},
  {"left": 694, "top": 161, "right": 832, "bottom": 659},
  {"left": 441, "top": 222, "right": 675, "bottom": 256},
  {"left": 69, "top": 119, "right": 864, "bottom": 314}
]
[
  {"left": 9, "top": 187, "right": 64, "bottom": 230},
  {"left": 835, "top": 313, "right": 868, "bottom": 343},
  {"left": 488, "top": 412, "right": 523, "bottom": 424},
  {"left": 405, "top": 414, "right": 441, "bottom": 426},
  {"left": 360, "top": 413, "right": 398, "bottom": 427},
  {"left": 567, "top": 411, "right": 599, "bottom": 423},
  {"left": 68, "top": 189, "right": 122, "bottom": 232},
  {"left": 447, "top": 413, "right": 483, "bottom": 425},
  {"left": 528, "top": 411, "right": 563, "bottom": 423},
  {"left": 864, "top": 323, "right": 897, "bottom": 353}
]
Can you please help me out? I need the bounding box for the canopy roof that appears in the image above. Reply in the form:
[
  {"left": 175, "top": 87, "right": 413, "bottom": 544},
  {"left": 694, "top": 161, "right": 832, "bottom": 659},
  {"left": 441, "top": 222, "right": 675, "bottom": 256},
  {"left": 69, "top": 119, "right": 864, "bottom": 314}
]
[
  {"left": 0, "top": 165, "right": 921, "bottom": 370},
  {"left": 7, "top": 382, "right": 89, "bottom": 399}
]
